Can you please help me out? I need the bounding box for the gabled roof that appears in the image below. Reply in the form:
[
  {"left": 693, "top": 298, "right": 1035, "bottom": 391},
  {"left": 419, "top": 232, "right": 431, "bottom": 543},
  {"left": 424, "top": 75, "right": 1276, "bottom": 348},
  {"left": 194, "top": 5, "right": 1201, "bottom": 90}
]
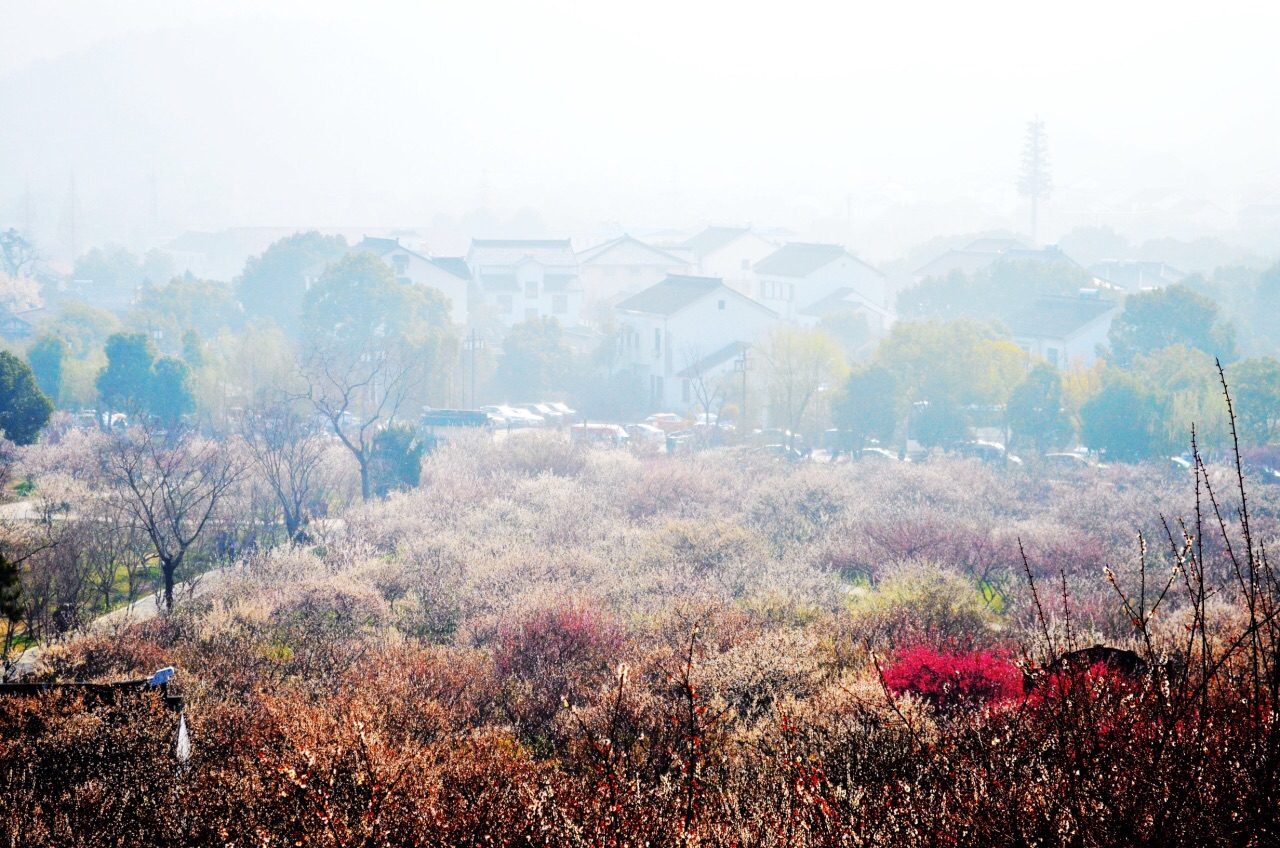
[
  {"left": 677, "top": 227, "right": 751, "bottom": 258},
  {"left": 798, "top": 287, "right": 895, "bottom": 322},
  {"left": 1007, "top": 295, "right": 1118, "bottom": 340},
  {"left": 963, "top": 237, "right": 1027, "bottom": 253},
  {"left": 577, "top": 234, "right": 688, "bottom": 266},
  {"left": 615, "top": 275, "right": 724, "bottom": 316},
  {"left": 754, "top": 242, "right": 884, "bottom": 279},
  {"left": 354, "top": 236, "right": 410, "bottom": 257},
  {"left": 913, "top": 244, "right": 1079, "bottom": 280},
  {"left": 1089, "top": 260, "right": 1186, "bottom": 290},
  {"left": 428, "top": 257, "right": 471, "bottom": 280},
  {"left": 677, "top": 341, "right": 748, "bottom": 378},
  {"left": 998, "top": 245, "right": 1082, "bottom": 269},
  {"left": 469, "top": 239, "right": 577, "bottom": 267}
]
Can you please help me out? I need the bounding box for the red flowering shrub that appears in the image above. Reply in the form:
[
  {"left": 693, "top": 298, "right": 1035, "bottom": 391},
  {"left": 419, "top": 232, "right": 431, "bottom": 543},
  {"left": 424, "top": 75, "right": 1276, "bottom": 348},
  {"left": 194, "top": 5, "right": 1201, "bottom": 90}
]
[
  {"left": 493, "top": 602, "right": 624, "bottom": 746},
  {"left": 883, "top": 645, "right": 1023, "bottom": 710}
]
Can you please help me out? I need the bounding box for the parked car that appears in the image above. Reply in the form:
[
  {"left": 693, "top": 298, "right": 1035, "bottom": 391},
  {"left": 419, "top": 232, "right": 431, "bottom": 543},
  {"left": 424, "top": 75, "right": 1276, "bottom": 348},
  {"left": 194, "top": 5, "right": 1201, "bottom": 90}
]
[
  {"left": 546, "top": 401, "right": 577, "bottom": 422},
  {"left": 1042, "top": 452, "right": 1091, "bottom": 470},
  {"left": 514, "top": 402, "right": 563, "bottom": 424},
  {"left": 753, "top": 443, "right": 806, "bottom": 462},
  {"left": 625, "top": 423, "right": 666, "bottom": 444},
  {"left": 482, "top": 405, "right": 544, "bottom": 428},
  {"left": 860, "top": 447, "right": 906, "bottom": 462},
  {"left": 956, "top": 440, "right": 1022, "bottom": 466},
  {"left": 666, "top": 429, "right": 701, "bottom": 454},
  {"left": 645, "top": 412, "right": 688, "bottom": 433},
  {"left": 753, "top": 429, "right": 809, "bottom": 456},
  {"left": 570, "top": 423, "right": 628, "bottom": 447}
]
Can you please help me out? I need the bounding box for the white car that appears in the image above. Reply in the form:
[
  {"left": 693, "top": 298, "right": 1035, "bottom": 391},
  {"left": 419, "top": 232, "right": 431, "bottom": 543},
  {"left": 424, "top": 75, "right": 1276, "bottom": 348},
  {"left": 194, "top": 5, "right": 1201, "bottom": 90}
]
[
  {"left": 624, "top": 423, "right": 665, "bottom": 444},
  {"left": 515, "top": 402, "right": 563, "bottom": 424},
  {"left": 482, "top": 405, "right": 544, "bottom": 428}
]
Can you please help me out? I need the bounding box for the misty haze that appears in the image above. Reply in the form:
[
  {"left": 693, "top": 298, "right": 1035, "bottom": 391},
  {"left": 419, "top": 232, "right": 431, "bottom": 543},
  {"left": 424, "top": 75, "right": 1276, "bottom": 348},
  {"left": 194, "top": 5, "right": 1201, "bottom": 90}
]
[{"left": 1, "top": 3, "right": 1279, "bottom": 846}]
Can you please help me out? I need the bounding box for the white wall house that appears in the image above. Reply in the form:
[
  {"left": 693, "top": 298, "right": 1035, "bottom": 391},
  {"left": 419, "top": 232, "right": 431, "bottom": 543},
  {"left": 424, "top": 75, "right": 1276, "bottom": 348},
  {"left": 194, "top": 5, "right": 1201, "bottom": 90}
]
[
  {"left": 467, "top": 239, "right": 583, "bottom": 330},
  {"left": 576, "top": 234, "right": 691, "bottom": 305},
  {"left": 753, "top": 242, "right": 890, "bottom": 320},
  {"left": 672, "top": 227, "right": 778, "bottom": 298},
  {"left": 614, "top": 274, "right": 781, "bottom": 411},
  {"left": 1008, "top": 292, "right": 1119, "bottom": 368},
  {"left": 352, "top": 237, "right": 471, "bottom": 325}
]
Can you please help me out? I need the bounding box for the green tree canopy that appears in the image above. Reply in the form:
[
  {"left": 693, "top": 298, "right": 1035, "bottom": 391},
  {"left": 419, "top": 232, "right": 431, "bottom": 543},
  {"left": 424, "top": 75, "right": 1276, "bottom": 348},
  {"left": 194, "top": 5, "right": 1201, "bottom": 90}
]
[
  {"left": 896, "top": 259, "right": 1091, "bottom": 323},
  {"left": 493, "top": 316, "right": 575, "bottom": 401},
  {"left": 147, "top": 357, "right": 196, "bottom": 428},
  {"left": 1007, "top": 362, "right": 1073, "bottom": 453},
  {"left": 369, "top": 423, "right": 426, "bottom": 497},
  {"left": 95, "top": 332, "right": 196, "bottom": 426},
  {"left": 0, "top": 351, "right": 53, "bottom": 445},
  {"left": 1107, "top": 284, "right": 1237, "bottom": 368},
  {"left": 26, "top": 334, "right": 69, "bottom": 407},
  {"left": 97, "top": 332, "right": 159, "bottom": 416},
  {"left": 832, "top": 363, "right": 898, "bottom": 451},
  {"left": 128, "top": 276, "right": 239, "bottom": 347},
  {"left": 1227, "top": 357, "right": 1280, "bottom": 447},
  {"left": 35, "top": 299, "right": 120, "bottom": 359},
  {"left": 238, "top": 231, "right": 348, "bottom": 334},
  {"left": 1079, "top": 370, "right": 1163, "bottom": 462},
  {"left": 302, "top": 252, "right": 450, "bottom": 345},
  {"left": 876, "top": 319, "right": 1025, "bottom": 449}
]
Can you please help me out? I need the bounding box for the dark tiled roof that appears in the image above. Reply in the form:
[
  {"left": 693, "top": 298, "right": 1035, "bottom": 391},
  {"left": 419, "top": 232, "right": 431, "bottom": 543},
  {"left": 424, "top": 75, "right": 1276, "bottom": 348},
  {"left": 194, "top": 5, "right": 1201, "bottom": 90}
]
[
  {"left": 354, "top": 236, "right": 403, "bottom": 256},
  {"left": 962, "top": 237, "right": 1027, "bottom": 253},
  {"left": 754, "top": 242, "right": 882, "bottom": 278},
  {"left": 677, "top": 340, "right": 748, "bottom": 378},
  {"left": 428, "top": 256, "right": 471, "bottom": 280},
  {"left": 469, "top": 239, "right": 577, "bottom": 267},
  {"left": 1008, "top": 295, "right": 1117, "bottom": 339},
  {"left": 678, "top": 227, "right": 750, "bottom": 258},
  {"left": 577, "top": 234, "right": 689, "bottom": 266},
  {"left": 797, "top": 287, "right": 894, "bottom": 320},
  {"left": 1089, "top": 260, "right": 1185, "bottom": 290},
  {"left": 615, "top": 275, "right": 723, "bottom": 316}
]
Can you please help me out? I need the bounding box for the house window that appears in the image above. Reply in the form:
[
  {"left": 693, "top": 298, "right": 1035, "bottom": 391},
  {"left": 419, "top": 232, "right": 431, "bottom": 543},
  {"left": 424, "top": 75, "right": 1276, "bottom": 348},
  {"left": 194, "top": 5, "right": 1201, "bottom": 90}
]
[
  {"left": 631, "top": 266, "right": 642, "bottom": 276},
  {"left": 1047, "top": 347, "right": 1060, "bottom": 366},
  {"left": 525, "top": 281, "right": 538, "bottom": 298},
  {"left": 651, "top": 375, "right": 664, "bottom": 399},
  {"left": 552, "top": 294, "right": 568, "bottom": 315},
  {"left": 654, "top": 329, "right": 662, "bottom": 358},
  {"left": 497, "top": 294, "right": 513, "bottom": 314},
  {"left": 392, "top": 254, "right": 409, "bottom": 275},
  {"left": 759, "top": 281, "right": 767, "bottom": 297},
  {"left": 718, "top": 299, "right": 726, "bottom": 310}
]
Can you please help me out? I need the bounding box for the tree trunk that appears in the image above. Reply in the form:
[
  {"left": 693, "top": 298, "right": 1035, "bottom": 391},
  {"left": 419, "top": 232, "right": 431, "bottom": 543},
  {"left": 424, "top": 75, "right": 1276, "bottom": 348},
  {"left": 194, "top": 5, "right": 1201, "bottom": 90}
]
[
  {"left": 161, "top": 555, "right": 181, "bottom": 611},
  {"left": 359, "top": 456, "right": 372, "bottom": 501}
]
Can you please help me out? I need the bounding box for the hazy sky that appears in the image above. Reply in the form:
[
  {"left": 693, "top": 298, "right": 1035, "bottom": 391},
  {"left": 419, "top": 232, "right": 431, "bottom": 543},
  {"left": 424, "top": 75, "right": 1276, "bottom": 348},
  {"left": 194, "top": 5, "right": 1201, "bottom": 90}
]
[{"left": 2, "top": 1, "right": 1278, "bottom": 256}]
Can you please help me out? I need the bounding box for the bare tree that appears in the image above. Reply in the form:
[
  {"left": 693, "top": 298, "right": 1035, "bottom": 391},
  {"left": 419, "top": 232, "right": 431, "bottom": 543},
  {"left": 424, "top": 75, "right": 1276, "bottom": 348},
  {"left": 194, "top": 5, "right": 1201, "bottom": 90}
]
[
  {"left": 757, "top": 327, "right": 846, "bottom": 449},
  {"left": 299, "top": 337, "right": 425, "bottom": 501},
  {"left": 100, "top": 426, "right": 246, "bottom": 610},
  {"left": 239, "top": 391, "right": 331, "bottom": 541},
  {"left": 680, "top": 343, "right": 731, "bottom": 424}
]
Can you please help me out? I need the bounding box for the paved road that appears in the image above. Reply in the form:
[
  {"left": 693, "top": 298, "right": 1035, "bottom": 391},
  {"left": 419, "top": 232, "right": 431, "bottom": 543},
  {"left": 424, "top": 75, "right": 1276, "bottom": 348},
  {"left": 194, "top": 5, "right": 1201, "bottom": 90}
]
[{"left": 7, "top": 565, "right": 232, "bottom": 679}]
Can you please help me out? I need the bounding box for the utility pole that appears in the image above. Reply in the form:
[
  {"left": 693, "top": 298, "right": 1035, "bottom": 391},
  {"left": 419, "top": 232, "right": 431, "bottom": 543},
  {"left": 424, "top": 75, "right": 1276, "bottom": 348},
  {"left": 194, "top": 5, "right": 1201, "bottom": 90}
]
[
  {"left": 463, "top": 329, "right": 484, "bottom": 408},
  {"left": 735, "top": 346, "right": 750, "bottom": 432}
]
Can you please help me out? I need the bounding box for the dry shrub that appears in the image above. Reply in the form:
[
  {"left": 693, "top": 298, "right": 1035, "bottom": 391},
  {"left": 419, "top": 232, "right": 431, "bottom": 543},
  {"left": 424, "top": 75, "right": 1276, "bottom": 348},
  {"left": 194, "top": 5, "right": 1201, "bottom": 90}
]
[{"left": 841, "top": 565, "right": 1002, "bottom": 659}]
